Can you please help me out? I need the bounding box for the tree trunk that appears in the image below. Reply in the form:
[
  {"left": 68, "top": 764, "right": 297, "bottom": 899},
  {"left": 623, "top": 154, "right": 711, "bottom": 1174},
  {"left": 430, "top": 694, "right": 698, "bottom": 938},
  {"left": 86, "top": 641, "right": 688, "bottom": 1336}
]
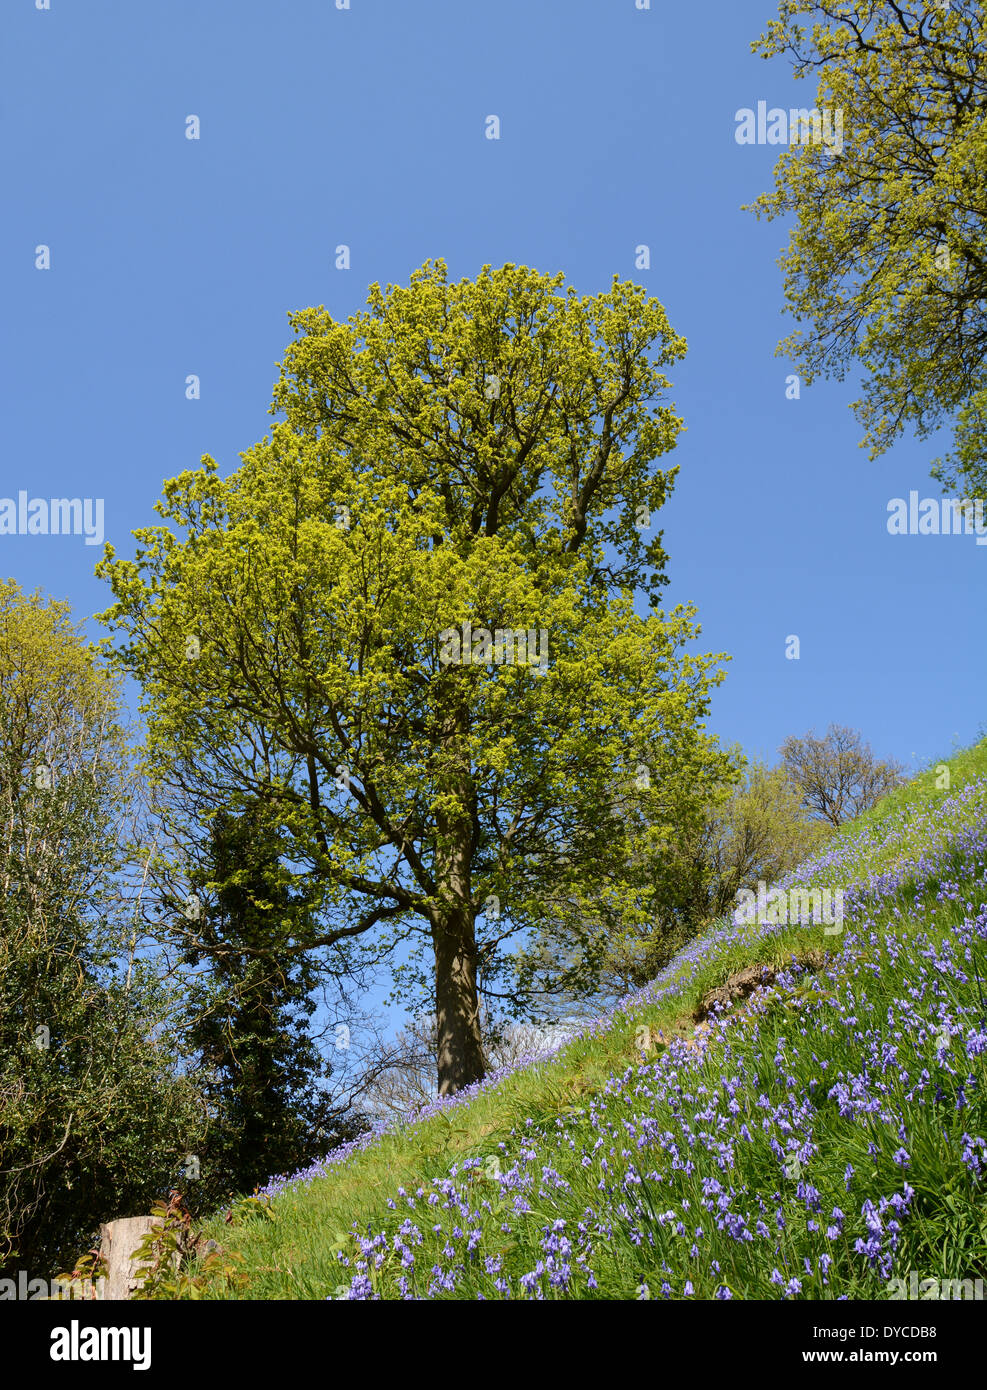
[
  {"left": 432, "top": 677, "right": 484, "bottom": 1096},
  {"left": 433, "top": 905, "right": 485, "bottom": 1095}
]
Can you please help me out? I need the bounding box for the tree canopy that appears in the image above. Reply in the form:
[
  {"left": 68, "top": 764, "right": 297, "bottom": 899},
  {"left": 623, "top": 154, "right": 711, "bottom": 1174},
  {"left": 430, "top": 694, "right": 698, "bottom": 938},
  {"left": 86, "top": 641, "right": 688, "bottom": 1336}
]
[{"left": 779, "top": 723, "right": 905, "bottom": 826}]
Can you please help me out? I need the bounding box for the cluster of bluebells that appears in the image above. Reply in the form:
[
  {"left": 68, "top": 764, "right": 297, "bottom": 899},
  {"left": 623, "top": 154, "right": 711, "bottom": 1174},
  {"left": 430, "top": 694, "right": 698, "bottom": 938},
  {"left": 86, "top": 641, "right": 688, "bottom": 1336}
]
[
  {"left": 258, "top": 1038, "right": 576, "bottom": 1200},
  {"left": 257, "top": 777, "right": 987, "bottom": 1299}
]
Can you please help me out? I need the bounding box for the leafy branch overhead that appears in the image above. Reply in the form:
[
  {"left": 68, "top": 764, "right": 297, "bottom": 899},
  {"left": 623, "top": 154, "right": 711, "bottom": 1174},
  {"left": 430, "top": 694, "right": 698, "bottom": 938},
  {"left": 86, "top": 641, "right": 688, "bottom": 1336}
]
[{"left": 749, "top": 1, "right": 987, "bottom": 496}]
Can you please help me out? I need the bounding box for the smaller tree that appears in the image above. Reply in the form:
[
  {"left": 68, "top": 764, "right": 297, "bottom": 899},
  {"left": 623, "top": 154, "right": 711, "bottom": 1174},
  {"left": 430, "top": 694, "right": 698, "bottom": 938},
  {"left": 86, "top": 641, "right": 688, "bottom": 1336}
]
[
  {"left": 779, "top": 724, "right": 905, "bottom": 828},
  {"left": 524, "top": 756, "right": 826, "bottom": 1000},
  {"left": 179, "top": 799, "right": 368, "bottom": 1206},
  {"left": 361, "top": 1010, "right": 570, "bottom": 1123}
]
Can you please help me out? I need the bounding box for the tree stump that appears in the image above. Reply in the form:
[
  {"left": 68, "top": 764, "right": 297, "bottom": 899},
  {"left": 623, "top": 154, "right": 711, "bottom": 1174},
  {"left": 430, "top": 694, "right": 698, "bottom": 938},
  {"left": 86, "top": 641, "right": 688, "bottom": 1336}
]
[{"left": 97, "top": 1215, "right": 164, "bottom": 1300}]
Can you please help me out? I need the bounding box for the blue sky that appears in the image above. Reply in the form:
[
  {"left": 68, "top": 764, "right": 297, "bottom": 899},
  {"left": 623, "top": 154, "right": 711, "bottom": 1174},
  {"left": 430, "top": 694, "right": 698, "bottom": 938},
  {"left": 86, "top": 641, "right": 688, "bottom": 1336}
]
[{"left": 4, "top": 0, "right": 982, "bottom": 778}]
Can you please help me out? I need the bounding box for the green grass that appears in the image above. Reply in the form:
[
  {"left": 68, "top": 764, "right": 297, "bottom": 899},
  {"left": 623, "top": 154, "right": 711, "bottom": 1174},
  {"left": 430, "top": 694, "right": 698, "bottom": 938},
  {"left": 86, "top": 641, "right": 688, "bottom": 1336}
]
[{"left": 181, "top": 738, "right": 987, "bottom": 1300}]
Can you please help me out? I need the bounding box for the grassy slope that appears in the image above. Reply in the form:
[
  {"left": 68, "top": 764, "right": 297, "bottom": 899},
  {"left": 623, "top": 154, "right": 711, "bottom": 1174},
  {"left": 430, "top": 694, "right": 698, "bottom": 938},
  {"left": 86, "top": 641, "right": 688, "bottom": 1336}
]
[{"left": 191, "top": 740, "right": 987, "bottom": 1300}]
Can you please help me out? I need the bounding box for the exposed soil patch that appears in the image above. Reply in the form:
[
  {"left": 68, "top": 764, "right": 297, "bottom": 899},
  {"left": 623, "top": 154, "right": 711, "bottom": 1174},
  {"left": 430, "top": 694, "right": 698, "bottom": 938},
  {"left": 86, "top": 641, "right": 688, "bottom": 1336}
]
[{"left": 692, "top": 949, "right": 830, "bottom": 1025}]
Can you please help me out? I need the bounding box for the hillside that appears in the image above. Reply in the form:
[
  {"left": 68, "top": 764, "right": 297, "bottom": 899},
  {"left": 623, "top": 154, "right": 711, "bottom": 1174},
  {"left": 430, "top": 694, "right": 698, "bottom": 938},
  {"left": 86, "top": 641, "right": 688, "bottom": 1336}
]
[{"left": 186, "top": 740, "right": 987, "bottom": 1301}]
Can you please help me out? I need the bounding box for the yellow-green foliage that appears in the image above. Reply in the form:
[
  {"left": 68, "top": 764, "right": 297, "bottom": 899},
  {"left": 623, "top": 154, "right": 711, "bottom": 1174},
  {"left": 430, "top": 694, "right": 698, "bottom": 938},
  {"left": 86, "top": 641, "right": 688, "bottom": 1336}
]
[{"left": 748, "top": 2, "right": 987, "bottom": 480}]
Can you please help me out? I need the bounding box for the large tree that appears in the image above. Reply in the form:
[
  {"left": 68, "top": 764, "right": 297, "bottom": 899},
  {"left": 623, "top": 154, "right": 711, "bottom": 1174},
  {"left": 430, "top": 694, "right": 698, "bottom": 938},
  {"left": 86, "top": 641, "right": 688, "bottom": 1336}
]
[
  {"left": 748, "top": 1, "right": 987, "bottom": 495},
  {"left": 98, "top": 260, "right": 731, "bottom": 1095}
]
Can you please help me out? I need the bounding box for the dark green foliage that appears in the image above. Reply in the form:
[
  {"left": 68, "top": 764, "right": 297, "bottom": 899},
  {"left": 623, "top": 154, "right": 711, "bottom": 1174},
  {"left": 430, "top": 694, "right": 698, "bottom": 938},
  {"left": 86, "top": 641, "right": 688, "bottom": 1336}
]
[
  {"left": 180, "top": 802, "right": 367, "bottom": 1208},
  {"left": 0, "top": 581, "right": 208, "bottom": 1277}
]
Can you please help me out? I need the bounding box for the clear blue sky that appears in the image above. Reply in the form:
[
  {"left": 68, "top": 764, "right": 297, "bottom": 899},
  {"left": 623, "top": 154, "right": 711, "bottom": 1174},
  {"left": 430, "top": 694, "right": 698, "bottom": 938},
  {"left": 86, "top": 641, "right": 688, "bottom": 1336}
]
[{"left": 2, "top": 0, "right": 982, "bottom": 775}]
